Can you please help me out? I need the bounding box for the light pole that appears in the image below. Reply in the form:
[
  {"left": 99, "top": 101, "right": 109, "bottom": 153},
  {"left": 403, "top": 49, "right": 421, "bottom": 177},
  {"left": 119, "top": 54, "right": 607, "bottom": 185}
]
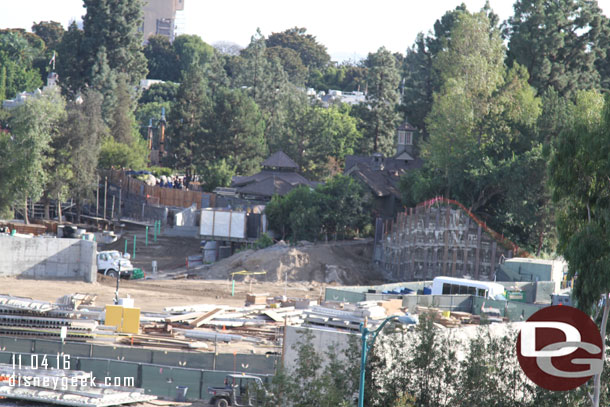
[{"left": 358, "top": 314, "right": 416, "bottom": 407}]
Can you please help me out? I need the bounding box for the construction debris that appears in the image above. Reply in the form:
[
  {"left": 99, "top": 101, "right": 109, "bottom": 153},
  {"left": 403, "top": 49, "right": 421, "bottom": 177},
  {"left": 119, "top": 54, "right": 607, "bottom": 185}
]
[{"left": 0, "top": 362, "right": 156, "bottom": 406}]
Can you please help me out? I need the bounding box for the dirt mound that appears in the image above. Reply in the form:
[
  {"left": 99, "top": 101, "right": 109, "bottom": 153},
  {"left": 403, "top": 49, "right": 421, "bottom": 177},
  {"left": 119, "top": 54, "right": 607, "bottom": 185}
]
[{"left": 201, "top": 239, "right": 381, "bottom": 285}]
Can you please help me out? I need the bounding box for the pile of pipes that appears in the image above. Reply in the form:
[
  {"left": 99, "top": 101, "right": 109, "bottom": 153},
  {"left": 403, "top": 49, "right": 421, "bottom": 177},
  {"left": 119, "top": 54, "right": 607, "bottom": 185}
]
[{"left": 0, "top": 295, "right": 98, "bottom": 339}]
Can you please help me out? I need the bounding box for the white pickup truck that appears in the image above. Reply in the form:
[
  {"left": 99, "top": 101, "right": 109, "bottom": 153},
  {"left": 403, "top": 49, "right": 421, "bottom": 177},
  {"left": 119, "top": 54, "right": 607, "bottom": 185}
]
[{"left": 97, "top": 250, "right": 141, "bottom": 279}]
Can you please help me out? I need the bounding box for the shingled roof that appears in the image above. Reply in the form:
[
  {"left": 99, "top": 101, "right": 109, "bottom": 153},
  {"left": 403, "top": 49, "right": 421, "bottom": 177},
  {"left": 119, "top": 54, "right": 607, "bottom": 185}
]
[{"left": 261, "top": 151, "right": 299, "bottom": 170}]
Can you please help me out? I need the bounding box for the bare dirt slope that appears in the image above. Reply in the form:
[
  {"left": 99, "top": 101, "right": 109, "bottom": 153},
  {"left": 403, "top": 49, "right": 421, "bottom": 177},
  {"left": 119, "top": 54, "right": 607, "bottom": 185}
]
[{"left": 200, "top": 239, "right": 381, "bottom": 285}]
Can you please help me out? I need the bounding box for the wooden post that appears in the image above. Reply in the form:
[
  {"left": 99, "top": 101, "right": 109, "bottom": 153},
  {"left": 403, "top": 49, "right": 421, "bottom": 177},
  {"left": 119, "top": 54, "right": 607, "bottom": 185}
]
[
  {"left": 96, "top": 174, "right": 99, "bottom": 218},
  {"left": 103, "top": 177, "right": 108, "bottom": 221},
  {"left": 474, "top": 225, "right": 482, "bottom": 280}
]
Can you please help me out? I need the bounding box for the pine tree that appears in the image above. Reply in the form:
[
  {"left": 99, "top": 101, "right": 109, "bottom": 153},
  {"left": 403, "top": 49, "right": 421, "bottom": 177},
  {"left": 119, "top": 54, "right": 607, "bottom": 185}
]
[
  {"left": 82, "top": 0, "right": 148, "bottom": 86},
  {"left": 506, "top": 0, "right": 607, "bottom": 97},
  {"left": 365, "top": 47, "right": 400, "bottom": 155}
]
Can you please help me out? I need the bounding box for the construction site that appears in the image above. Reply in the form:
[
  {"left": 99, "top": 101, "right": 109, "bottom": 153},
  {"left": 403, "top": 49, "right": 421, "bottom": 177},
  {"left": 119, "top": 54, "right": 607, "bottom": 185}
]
[{"left": 0, "top": 174, "right": 570, "bottom": 407}]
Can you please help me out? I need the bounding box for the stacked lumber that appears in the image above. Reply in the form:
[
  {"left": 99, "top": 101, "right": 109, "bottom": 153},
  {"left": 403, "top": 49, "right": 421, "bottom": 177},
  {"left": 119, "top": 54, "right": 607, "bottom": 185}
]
[{"left": 414, "top": 306, "right": 461, "bottom": 328}]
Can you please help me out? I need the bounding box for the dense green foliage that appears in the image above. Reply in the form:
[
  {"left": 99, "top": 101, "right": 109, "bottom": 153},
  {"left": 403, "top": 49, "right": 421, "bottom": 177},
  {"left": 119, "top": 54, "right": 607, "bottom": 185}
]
[
  {"left": 506, "top": 0, "right": 608, "bottom": 97},
  {"left": 1, "top": 0, "right": 610, "bottom": 260},
  {"left": 265, "top": 175, "right": 371, "bottom": 241}
]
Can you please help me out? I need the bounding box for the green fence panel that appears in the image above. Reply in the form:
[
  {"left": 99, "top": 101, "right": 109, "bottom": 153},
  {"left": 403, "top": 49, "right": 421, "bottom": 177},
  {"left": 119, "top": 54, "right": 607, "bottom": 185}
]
[
  {"left": 119, "top": 347, "right": 153, "bottom": 363},
  {"left": 152, "top": 350, "right": 214, "bottom": 370},
  {"left": 78, "top": 358, "right": 110, "bottom": 381},
  {"left": 63, "top": 342, "right": 92, "bottom": 358},
  {"left": 34, "top": 340, "right": 61, "bottom": 355},
  {"left": 170, "top": 368, "right": 203, "bottom": 400},
  {"left": 215, "top": 354, "right": 277, "bottom": 374},
  {"left": 91, "top": 344, "right": 123, "bottom": 360},
  {"left": 0, "top": 351, "right": 11, "bottom": 364},
  {"left": 141, "top": 364, "right": 174, "bottom": 398},
  {"left": 108, "top": 360, "right": 140, "bottom": 387},
  {"left": 2, "top": 338, "right": 34, "bottom": 353}
]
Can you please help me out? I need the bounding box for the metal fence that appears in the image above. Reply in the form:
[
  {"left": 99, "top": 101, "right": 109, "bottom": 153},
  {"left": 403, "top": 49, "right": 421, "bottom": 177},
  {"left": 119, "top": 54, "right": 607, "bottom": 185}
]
[{"left": 0, "top": 336, "right": 278, "bottom": 400}]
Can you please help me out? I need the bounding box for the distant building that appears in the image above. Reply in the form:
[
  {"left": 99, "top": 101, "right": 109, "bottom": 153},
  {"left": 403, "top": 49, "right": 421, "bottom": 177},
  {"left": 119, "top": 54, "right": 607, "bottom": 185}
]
[
  {"left": 141, "top": 0, "right": 185, "bottom": 42},
  {"left": 344, "top": 121, "right": 423, "bottom": 219},
  {"left": 228, "top": 151, "right": 316, "bottom": 201},
  {"left": 2, "top": 72, "right": 58, "bottom": 110},
  {"left": 319, "top": 90, "right": 366, "bottom": 107}
]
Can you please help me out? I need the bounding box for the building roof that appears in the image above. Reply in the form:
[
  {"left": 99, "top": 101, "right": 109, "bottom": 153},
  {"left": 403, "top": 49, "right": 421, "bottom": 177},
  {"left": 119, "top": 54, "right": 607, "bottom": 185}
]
[
  {"left": 397, "top": 121, "right": 417, "bottom": 131},
  {"left": 237, "top": 175, "right": 296, "bottom": 197},
  {"left": 344, "top": 154, "right": 424, "bottom": 198},
  {"left": 261, "top": 151, "right": 299, "bottom": 170},
  {"left": 231, "top": 170, "right": 314, "bottom": 198}
]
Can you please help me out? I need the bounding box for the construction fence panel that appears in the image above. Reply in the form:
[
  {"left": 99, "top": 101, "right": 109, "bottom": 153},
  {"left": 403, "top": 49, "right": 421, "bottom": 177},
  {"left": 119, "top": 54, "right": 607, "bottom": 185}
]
[
  {"left": 214, "top": 353, "right": 276, "bottom": 373},
  {"left": 213, "top": 353, "right": 278, "bottom": 374},
  {"left": 154, "top": 350, "right": 214, "bottom": 370},
  {"left": 91, "top": 345, "right": 124, "bottom": 360},
  {"left": 471, "top": 296, "right": 547, "bottom": 321},
  {"left": 63, "top": 342, "right": 92, "bottom": 358},
  {"left": 76, "top": 358, "right": 110, "bottom": 380},
  {"left": 33, "top": 339, "right": 61, "bottom": 355},
  {"left": 1, "top": 337, "right": 34, "bottom": 353},
  {"left": 117, "top": 347, "right": 154, "bottom": 363},
  {"left": 169, "top": 367, "right": 203, "bottom": 400},
  {"left": 141, "top": 363, "right": 177, "bottom": 398},
  {"left": 108, "top": 360, "right": 139, "bottom": 387},
  {"left": 325, "top": 288, "right": 366, "bottom": 303},
  {"left": 0, "top": 351, "right": 11, "bottom": 364}
]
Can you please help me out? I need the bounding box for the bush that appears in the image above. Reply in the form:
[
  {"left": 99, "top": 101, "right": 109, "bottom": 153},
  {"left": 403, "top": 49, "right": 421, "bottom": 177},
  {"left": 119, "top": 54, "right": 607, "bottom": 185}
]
[{"left": 254, "top": 233, "right": 273, "bottom": 249}]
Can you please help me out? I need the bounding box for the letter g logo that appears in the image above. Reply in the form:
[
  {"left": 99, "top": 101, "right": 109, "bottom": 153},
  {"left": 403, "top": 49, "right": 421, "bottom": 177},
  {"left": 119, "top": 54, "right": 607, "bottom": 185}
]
[{"left": 516, "top": 306, "right": 603, "bottom": 391}]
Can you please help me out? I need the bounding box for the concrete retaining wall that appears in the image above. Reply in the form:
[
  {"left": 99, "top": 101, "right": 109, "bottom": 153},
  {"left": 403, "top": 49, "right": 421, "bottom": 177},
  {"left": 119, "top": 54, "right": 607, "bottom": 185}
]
[
  {"left": 0, "top": 236, "right": 96, "bottom": 282},
  {"left": 284, "top": 325, "right": 356, "bottom": 372}
]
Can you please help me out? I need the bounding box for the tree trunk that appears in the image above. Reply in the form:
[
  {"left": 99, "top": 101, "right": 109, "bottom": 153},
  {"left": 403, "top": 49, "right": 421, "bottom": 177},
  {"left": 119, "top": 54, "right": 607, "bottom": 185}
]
[
  {"left": 57, "top": 193, "right": 62, "bottom": 223},
  {"left": 24, "top": 197, "right": 29, "bottom": 225},
  {"left": 43, "top": 194, "right": 50, "bottom": 220}
]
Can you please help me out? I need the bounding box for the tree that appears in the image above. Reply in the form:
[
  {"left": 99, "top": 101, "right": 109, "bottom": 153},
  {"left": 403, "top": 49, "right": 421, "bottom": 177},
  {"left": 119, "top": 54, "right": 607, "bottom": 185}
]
[
  {"left": 364, "top": 47, "right": 400, "bottom": 155},
  {"left": 139, "top": 81, "right": 179, "bottom": 104},
  {"left": 82, "top": 0, "right": 148, "bottom": 86},
  {"left": 31, "top": 21, "right": 65, "bottom": 51},
  {"left": 266, "top": 46, "right": 308, "bottom": 85},
  {"left": 56, "top": 22, "right": 86, "bottom": 95},
  {"left": 165, "top": 64, "right": 210, "bottom": 171},
  {"left": 173, "top": 34, "right": 214, "bottom": 73},
  {"left": 57, "top": 90, "right": 106, "bottom": 221},
  {"left": 199, "top": 87, "right": 266, "bottom": 176},
  {"left": 98, "top": 136, "right": 148, "bottom": 170},
  {"left": 505, "top": 0, "right": 608, "bottom": 97},
  {"left": 549, "top": 91, "right": 610, "bottom": 407},
  {"left": 317, "top": 175, "right": 370, "bottom": 238},
  {"left": 401, "top": 10, "right": 544, "bottom": 249},
  {"left": 110, "top": 73, "right": 138, "bottom": 145},
  {"left": 400, "top": 5, "right": 467, "bottom": 135},
  {"left": 0, "top": 30, "right": 44, "bottom": 99},
  {"left": 267, "top": 27, "right": 330, "bottom": 72},
  {"left": 143, "top": 35, "right": 179, "bottom": 81},
  {"left": 0, "top": 87, "right": 65, "bottom": 223}
]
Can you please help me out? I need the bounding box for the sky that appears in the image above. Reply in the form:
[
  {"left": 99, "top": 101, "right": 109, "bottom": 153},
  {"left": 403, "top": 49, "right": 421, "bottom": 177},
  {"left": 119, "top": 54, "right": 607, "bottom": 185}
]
[{"left": 1, "top": 0, "right": 610, "bottom": 62}]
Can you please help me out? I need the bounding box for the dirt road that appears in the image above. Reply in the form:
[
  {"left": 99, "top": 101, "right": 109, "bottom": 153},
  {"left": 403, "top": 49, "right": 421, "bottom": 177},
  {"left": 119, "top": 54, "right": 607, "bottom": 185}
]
[{"left": 3, "top": 276, "right": 325, "bottom": 312}]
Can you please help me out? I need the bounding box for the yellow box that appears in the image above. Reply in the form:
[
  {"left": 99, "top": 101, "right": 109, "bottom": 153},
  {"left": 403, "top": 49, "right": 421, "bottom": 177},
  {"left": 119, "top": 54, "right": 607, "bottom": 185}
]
[
  {"left": 105, "top": 305, "right": 124, "bottom": 330},
  {"left": 122, "top": 307, "right": 141, "bottom": 334},
  {"left": 105, "top": 305, "right": 141, "bottom": 334}
]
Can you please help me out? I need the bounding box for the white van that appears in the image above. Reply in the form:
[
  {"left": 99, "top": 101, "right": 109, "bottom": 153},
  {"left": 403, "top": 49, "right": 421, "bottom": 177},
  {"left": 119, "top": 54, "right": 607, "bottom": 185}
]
[{"left": 431, "top": 276, "right": 505, "bottom": 300}]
